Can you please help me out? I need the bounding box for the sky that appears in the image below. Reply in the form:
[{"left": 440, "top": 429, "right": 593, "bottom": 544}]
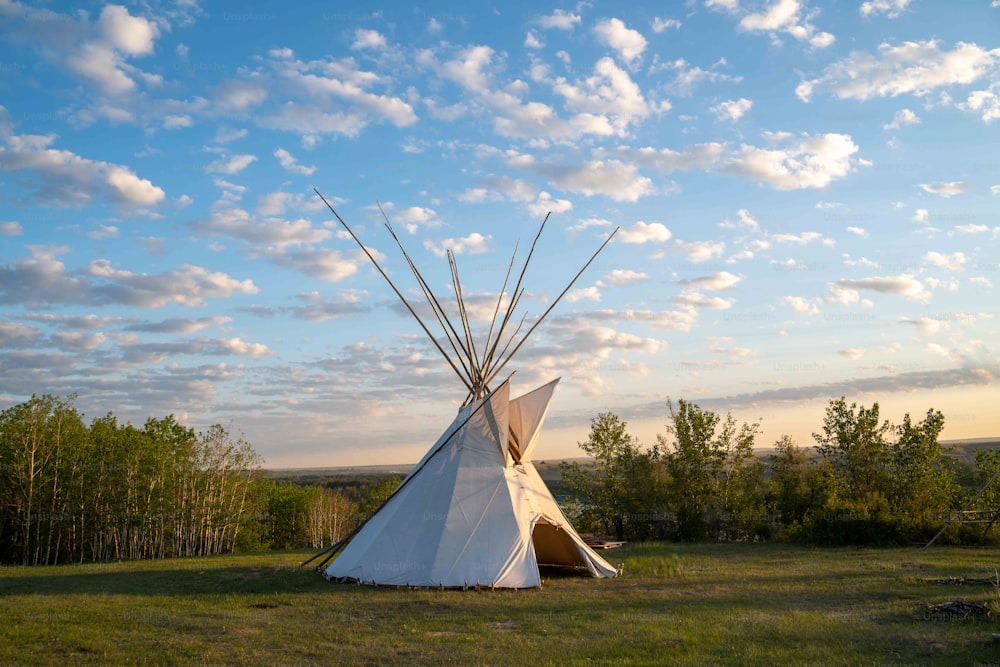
[{"left": 1, "top": 0, "right": 998, "bottom": 468}]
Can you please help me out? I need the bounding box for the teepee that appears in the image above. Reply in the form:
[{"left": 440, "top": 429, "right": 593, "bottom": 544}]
[{"left": 304, "top": 191, "right": 619, "bottom": 588}]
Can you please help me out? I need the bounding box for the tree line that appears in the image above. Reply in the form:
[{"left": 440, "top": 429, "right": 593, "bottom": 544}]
[
  {"left": 560, "top": 397, "right": 998, "bottom": 546},
  {"left": 4, "top": 392, "right": 995, "bottom": 564},
  {"left": 0, "top": 394, "right": 395, "bottom": 565}
]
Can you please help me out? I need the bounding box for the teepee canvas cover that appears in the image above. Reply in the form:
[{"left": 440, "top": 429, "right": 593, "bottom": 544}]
[
  {"left": 324, "top": 379, "right": 617, "bottom": 587},
  {"left": 307, "top": 191, "right": 620, "bottom": 587}
]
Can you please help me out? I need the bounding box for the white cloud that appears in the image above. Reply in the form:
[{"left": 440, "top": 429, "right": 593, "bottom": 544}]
[
  {"left": 617, "top": 221, "right": 672, "bottom": 244},
  {"left": 846, "top": 226, "right": 868, "bottom": 238},
  {"left": 836, "top": 274, "right": 930, "bottom": 301},
  {"left": 839, "top": 348, "right": 866, "bottom": 359},
  {"left": 547, "top": 160, "right": 655, "bottom": 202},
  {"left": 604, "top": 269, "right": 649, "bottom": 286},
  {"left": 65, "top": 5, "right": 160, "bottom": 94},
  {"left": 351, "top": 29, "right": 386, "bottom": 50},
  {"left": 673, "top": 292, "right": 734, "bottom": 310},
  {"left": 924, "top": 251, "right": 966, "bottom": 271},
  {"left": 664, "top": 58, "right": 742, "bottom": 95},
  {"left": 961, "top": 84, "right": 1000, "bottom": 123},
  {"left": 213, "top": 80, "right": 268, "bottom": 112},
  {"left": 912, "top": 208, "right": 929, "bottom": 223},
  {"left": 593, "top": 18, "right": 647, "bottom": 64},
  {"left": 163, "top": 115, "right": 193, "bottom": 130},
  {"left": 898, "top": 317, "right": 949, "bottom": 336},
  {"left": 536, "top": 9, "right": 582, "bottom": 30},
  {"left": 727, "top": 132, "right": 861, "bottom": 190},
  {"left": 567, "top": 284, "right": 604, "bottom": 302},
  {"left": 797, "top": 40, "right": 1000, "bottom": 102},
  {"left": 919, "top": 181, "right": 968, "bottom": 197},
  {"left": 676, "top": 240, "right": 725, "bottom": 263},
  {"left": 860, "top": 0, "right": 911, "bottom": 18},
  {"left": 738, "top": 0, "right": 835, "bottom": 49},
  {"left": 0, "top": 122, "right": 165, "bottom": 208},
  {"left": 205, "top": 154, "right": 257, "bottom": 175},
  {"left": 525, "top": 32, "right": 543, "bottom": 49},
  {"left": 213, "top": 337, "right": 271, "bottom": 358},
  {"left": 782, "top": 296, "right": 819, "bottom": 315},
  {"left": 197, "top": 206, "right": 332, "bottom": 250},
  {"left": 552, "top": 57, "right": 650, "bottom": 136},
  {"left": 527, "top": 192, "right": 573, "bottom": 219},
  {"left": 954, "top": 224, "right": 990, "bottom": 234},
  {"left": 770, "top": 231, "right": 823, "bottom": 244},
  {"left": 105, "top": 167, "right": 165, "bottom": 206},
  {"left": 678, "top": 271, "right": 742, "bottom": 291},
  {"left": 567, "top": 218, "right": 613, "bottom": 233},
  {"left": 706, "top": 0, "right": 740, "bottom": 11},
  {"left": 711, "top": 98, "right": 753, "bottom": 121},
  {"left": 882, "top": 108, "right": 920, "bottom": 129},
  {"left": 214, "top": 127, "right": 248, "bottom": 144},
  {"left": 651, "top": 17, "right": 682, "bottom": 32},
  {"left": 423, "top": 232, "right": 492, "bottom": 257},
  {"left": 274, "top": 148, "right": 316, "bottom": 176},
  {"left": 1, "top": 222, "right": 23, "bottom": 236}
]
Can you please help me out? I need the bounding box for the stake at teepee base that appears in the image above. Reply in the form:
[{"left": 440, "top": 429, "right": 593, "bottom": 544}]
[{"left": 307, "top": 191, "right": 620, "bottom": 588}]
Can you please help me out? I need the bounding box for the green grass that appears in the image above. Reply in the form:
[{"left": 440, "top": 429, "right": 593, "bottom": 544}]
[{"left": 3, "top": 544, "right": 1000, "bottom": 665}]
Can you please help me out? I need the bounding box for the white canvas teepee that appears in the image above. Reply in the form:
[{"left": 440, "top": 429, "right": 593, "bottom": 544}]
[{"left": 306, "top": 192, "right": 619, "bottom": 588}]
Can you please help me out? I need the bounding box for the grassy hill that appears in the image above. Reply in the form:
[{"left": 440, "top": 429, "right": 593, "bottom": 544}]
[{"left": 3, "top": 544, "right": 1000, "bottom": 665}]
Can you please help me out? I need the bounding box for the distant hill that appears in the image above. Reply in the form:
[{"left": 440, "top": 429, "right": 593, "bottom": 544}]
[{"left": 264, "top": 440, "right": 999, "bottom": 484}]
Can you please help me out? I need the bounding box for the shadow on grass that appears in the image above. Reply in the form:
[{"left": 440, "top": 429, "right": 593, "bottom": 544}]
[{"left": 0, "top": 563, "right": 331, "bottom": 597}]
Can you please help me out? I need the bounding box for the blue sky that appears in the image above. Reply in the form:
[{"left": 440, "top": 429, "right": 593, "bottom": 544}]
[{"left": 1, "top": 0, "right": 998, "bottom": 467}]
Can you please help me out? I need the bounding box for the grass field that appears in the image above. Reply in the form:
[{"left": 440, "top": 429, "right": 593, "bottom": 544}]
[{"left": 3, "top": 543, "right": 1000, "bottom": 666}]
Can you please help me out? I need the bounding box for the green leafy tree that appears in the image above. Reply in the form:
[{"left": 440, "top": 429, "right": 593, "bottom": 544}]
[
  {"left": 657, "top": 400, "right": 763, "bottom": 541},
  {"left": 560, "top": 413, "right": 668, "bottom": 540},
  {"left": 766, "top": 436, "right": 819, "bottom": 539},
  {"left": 888, "top": 409, "right": 958, "bottom": 537}
]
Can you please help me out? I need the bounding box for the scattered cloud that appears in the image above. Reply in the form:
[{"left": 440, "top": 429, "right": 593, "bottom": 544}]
[
  {"left": 711, "top": 98, "right": 753, "bottom": 122},
  {"left": 836, "top": 274, "right": 930, "bottom": 301},
  {"left": 678, "top": 271, "right": 742, "bottom": 291},
  {"left": 782, "top": 296, "right": 819, "bottom": 315},
  {"left": 617, "top": 221, "right": 672, "bottom": 244},
  {"left": 797, "top": 40, "right": 1000, "bottom": 102},
  {"left": 274, "top": 148, "right": 316, "bottom": 176},
  {"left": 676, "top": 240, "right": 725, "bottom": 263},
  {"left": 536, "top": 9, "right": 582, "bottom": 30},
  {"left": 727, "top": 132, "right": 862, "bottom": 190},
  {"left": 205, "top": 154, "right": 257, "bottom": 175},
  {"left": 925, "top": 251, "right": 966, "bottom": 271},
  {"left": 604, "top": 269, "right": 649, "bottom": 286},
  {"left": 351, "top": 29, "right": 387, "bottom": 50},
  {"left": 0, "top": 115, "right": 165, "bottom": 208},
  {"left": 737, "top": 0, "right": 835, "bottom": 49},
  {"left": 651, "top": 17, "right": 682, "bottom": 32},
  {"left": 918, "top": 181, "right": 968, "bottom": 197},
  {"left": 883, "top": 108, "right": 920, "bottom": 129},
  {"left": 593, "top": 18, "right": 648, "bottom": 64},
  {"left": 860, "top": 0, "right": 911, "bottom": 18},
  {"left": 423, "top": 232, "right": 492, "bottom": 257},
  {"left": 546, "top": 160, "right": 655, "bottom": 201}
]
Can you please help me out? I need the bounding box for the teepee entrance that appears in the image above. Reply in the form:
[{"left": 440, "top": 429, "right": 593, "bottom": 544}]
[{"left": 531, "top": 520, "right": 588, "bottom": 569}]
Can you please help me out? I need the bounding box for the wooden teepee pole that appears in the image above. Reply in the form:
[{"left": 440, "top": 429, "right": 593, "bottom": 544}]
[
  {"left": 480, "top": 214, "right": 549, "bottom": 376},
  {"left": 483, "top": 226, "right": 619, "bottom": 388},
  {"left": 377, "top": 204, "right": 475, "bottom": 382},
  {"left": 314, "top": 189, "right": 473, "bottom": 392}
]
